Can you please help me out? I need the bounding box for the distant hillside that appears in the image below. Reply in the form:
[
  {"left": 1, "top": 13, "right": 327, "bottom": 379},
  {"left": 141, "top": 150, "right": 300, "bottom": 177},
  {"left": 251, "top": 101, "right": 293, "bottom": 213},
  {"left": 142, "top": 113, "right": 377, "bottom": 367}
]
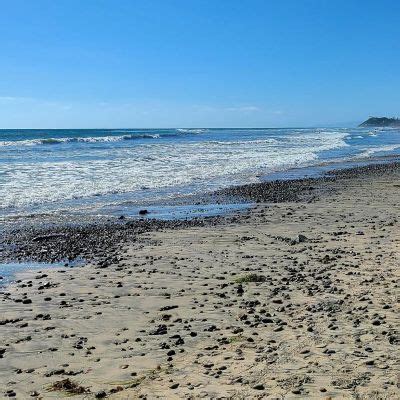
[{"left": 359, "top": 116, "right": 400, "bottom": 127}]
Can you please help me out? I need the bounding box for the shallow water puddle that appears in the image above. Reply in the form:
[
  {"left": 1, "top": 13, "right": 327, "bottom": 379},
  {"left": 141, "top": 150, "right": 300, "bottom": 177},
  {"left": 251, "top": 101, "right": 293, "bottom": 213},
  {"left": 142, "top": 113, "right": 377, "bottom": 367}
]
[
  {"left": 109, "top": 202, "right": 253, "bottom": 220},
  {"left": 0, "top": 261, "right": 80, "bottom": 288}
]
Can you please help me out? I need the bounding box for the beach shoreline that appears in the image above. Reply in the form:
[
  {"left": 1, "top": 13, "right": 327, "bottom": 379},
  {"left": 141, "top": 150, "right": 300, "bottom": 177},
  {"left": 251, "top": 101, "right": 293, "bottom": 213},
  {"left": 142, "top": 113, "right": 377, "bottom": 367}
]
[
  {"left": 0, "top": 157, "right": 399, "bottom": 265},
  {"left": 1, "top": 125, "right": 400, "bottom": 231},
  {"left": 1, "top": 159, "right": 399, "bottom": 398}
]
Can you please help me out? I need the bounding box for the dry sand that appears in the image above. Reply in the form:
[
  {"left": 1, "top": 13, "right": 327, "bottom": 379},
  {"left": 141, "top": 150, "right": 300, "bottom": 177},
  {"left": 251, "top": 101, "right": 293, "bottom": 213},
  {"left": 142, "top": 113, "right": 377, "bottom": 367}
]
[{"left": 1, "top": 167, "right": 399, "bottom": 399}]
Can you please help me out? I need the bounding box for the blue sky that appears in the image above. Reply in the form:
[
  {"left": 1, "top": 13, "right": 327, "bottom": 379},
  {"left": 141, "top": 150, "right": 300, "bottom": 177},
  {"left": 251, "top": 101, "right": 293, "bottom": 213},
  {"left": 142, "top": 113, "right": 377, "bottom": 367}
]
[{"left": 0, "top": 0, "right": 399, "bottom": 128}]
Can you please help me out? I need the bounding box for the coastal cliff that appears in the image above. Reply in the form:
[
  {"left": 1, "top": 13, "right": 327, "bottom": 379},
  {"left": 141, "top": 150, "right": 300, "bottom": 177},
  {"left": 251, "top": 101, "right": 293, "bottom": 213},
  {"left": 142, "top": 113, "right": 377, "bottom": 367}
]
[{"left": 359, "top": 116, "right": 400, "bottom": 127}]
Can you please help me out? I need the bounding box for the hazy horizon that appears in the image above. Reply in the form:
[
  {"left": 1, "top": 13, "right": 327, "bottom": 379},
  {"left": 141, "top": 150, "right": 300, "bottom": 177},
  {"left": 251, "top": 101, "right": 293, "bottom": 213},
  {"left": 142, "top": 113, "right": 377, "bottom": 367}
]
[{"left": 0, "top": 119, "right": 364, "bottom": 130}]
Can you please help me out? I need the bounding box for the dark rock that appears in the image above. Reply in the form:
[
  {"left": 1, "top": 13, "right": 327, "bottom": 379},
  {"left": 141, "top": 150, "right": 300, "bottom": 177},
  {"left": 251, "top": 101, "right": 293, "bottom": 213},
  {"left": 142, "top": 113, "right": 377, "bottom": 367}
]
[
  {"left": 297, "top": 234, "right": 308, "bottom": 243},
  {"left": 149, "top": 325, "right": 168, "bottom": 335},
  {"left": 253, "top": 384, "right": 265, "bottom": 390}
]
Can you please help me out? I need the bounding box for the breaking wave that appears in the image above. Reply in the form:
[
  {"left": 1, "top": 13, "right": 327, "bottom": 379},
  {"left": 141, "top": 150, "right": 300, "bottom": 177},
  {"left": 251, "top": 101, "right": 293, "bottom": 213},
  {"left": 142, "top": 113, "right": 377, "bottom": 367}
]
[
  {"left": 357, "top": 144, "right": 400, "bottom": 158},
  {"left": 0, "top": 133, "right": 163, "bottom": 147},
  {"left": 0, "top": 128, "right": 210, "bottom": 147}
]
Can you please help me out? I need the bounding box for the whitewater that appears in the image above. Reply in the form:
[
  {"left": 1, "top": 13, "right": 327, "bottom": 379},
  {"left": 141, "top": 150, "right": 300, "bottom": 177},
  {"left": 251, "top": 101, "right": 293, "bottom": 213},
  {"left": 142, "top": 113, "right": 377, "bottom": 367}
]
[{"left": 0, "top": 127, "right": 399, "bottom": 219}]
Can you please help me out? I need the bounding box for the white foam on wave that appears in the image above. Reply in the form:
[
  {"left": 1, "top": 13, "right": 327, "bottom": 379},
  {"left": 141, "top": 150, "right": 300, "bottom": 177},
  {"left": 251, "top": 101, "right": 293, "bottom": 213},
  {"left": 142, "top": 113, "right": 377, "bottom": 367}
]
[
  {"left": 0, "top": 129, "right": 350, "bottom": 210},
  {"left": 0, "top": 127, "right": 210, "bottom": 147},
  {"left": 176, "top": 128, "right": 208, "bottom": 134},
  {"left": 0, "top": 133, "right": 161, "bottom": 147},
  {"left": 356, "top": 144, "right": 400, "bottom": 158},
  {"left": 209, "top": 138, "right": 279, "bottom": 145}
]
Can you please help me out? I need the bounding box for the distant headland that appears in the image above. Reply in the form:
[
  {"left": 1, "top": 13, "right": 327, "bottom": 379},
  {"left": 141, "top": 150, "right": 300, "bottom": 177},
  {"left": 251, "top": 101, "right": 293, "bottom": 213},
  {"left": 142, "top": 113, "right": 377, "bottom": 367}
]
[{"left": 359, "top": 116, "right": 400, "bottom": 127}]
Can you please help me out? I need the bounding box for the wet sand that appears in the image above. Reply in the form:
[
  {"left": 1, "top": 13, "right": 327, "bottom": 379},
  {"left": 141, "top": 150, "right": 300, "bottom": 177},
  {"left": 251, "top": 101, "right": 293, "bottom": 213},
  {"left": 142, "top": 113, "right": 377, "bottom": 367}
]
[{"left": 1, "top": 162, "right": 399, "bottom": 399}]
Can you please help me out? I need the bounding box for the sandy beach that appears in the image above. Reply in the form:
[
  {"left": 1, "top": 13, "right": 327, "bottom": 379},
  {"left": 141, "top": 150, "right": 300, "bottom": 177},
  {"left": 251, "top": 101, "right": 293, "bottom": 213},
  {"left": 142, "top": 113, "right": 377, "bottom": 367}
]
[{"left": 1, "top": 162, "right": 399, "bottom": 399}]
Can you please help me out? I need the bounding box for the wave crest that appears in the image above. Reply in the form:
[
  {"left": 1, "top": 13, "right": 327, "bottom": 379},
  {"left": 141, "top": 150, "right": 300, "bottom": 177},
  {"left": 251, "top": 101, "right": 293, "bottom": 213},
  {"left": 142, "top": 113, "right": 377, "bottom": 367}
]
[
  {"left": 176, "top": 128, "right": 208, "bottom": 134},
  {"left": 0, "top": 133, "right": 162, "bottom": 147},
  {"left": 0, "top": 128, "right": 210, "bottom": 147}
]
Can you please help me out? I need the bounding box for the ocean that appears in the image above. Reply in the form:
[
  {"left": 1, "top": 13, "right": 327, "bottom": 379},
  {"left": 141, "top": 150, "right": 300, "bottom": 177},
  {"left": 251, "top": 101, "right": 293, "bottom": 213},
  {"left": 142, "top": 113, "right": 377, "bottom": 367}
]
[{"left": 1, "top": 127, "right": 399, "bottom": 222}]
